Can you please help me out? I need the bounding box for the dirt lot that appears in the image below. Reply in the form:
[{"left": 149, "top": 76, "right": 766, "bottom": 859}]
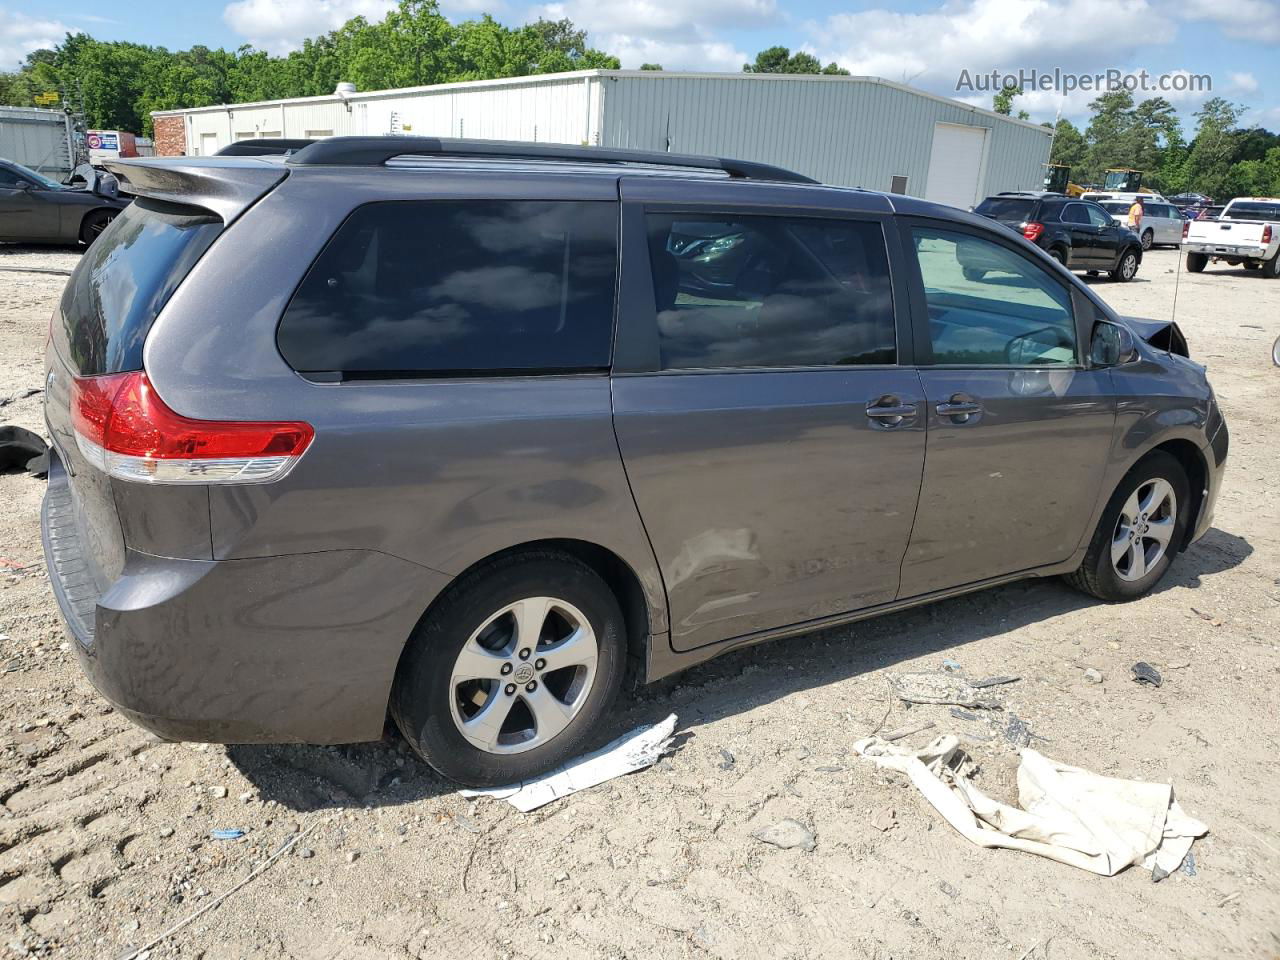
[{"left": 0, "top": 242, "right": 1277, "bottom": 960}]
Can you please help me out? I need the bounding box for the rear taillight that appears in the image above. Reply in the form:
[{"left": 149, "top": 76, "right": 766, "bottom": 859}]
[
  {"left": 71, "top": 371, "right": 313, "bottom": 484},
  {"left": 1263, "top": 224, "right": 1273, "bottom": 244},
  {"left": 1022, "top": 221, "right": 1045, "bottom": 242},
  {"left": 1183, "top": 220, "right": 1190, "bottom": 239}
]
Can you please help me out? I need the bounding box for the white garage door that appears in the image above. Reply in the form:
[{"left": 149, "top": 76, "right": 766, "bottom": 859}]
[{"left": 925, "top": 123, "right": 989, "bottom": 210}]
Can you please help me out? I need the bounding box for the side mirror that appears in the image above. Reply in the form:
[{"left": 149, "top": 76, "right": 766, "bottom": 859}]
[
  {"left": 1090, "top": 321, "right": 1139, "bottom": 367},
  {"left": 13, "top": 180, "right": 32, "bottom": 191}
]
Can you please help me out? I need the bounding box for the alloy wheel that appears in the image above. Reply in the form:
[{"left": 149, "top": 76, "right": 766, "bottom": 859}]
[
  {"left": 448, "top": 596, "right": 598, "bottom": 754},
  {"left": 1121, "top": 253, "right": 1137, "bottom": 279},
  {"left": 1111, "top": 478, "right": 1177, "bottom": 581}
]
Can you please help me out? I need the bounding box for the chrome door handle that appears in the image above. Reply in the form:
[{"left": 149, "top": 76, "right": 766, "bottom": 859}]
[
  {"left": 866, "top": 397, "right": 917, "bottom": 428},
  {"left": 936, "top": 398, "right": 982, "bottom": 423}
]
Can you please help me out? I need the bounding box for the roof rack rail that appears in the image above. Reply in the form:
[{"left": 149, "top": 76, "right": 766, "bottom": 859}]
[
  {"left": 215, "top": 138, "right": 315, "bottom": 157},
  {"left": 284, "top": 136, "right": 818, "bottom": 184}
]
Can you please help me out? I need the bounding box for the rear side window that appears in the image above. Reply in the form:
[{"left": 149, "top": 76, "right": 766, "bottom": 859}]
[
  {"left": 1224, "top": 201, "right": 1280, "bottom": 220},
  {"left": 56, "top": 199, "right": 222, "bottom": 375},
  {"left": 974, "top": 197, "right": 1036, "bottom": 221},
  {"left": 277, "top": 200, "right": 618, "bottom": 376},
  {"left": 644, "top": 213, "right": 895, "bottom": 369}
]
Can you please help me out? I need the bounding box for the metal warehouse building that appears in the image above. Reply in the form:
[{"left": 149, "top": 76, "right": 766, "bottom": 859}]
[
  {"left": 152, "top": 70, "right": 1052, "bottom": 209},
  {"left": 0, "top": 106, "right": 75, "bottom": 180}
]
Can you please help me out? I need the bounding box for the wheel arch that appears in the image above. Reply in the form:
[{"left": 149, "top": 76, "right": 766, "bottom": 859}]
[
  {"left": 1118, "top": 439, "right": 1208, "bottom": 553},
  {"left": 393, "top": 538, "right": 657, "bottom": 687},
  {"left": 77, "top": 205, "right": 121, "bottom": 242}
]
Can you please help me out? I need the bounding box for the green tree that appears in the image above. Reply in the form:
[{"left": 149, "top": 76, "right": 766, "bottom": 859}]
[
  {"left": 743, "top": 46, "right": 848, "bottom": 75},
  {"left": 1048, "top": 117, "right": 1087, "bottom": 170},
  {"left": 1185, "top": 97, "right": 1245, "bottom": 199},
  {"left": 639, "top": 63, "right": 663, "bottom": 71}
]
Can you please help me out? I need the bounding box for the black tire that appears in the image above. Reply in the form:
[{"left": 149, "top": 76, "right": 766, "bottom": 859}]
[
  {"left": 1261, "top": 252, "right": 1280, "bottom": 279},
  {"left": 391, "top": 551, "right": 626, "bottom": 787},
  {"left": 1063, "top": 451, "right": 1190, "bottom": 602},
  {"left": 1110, "top": 248, "right": 1139, "bottom": 282},
  {"left": 1186, "top": 252, "right": 1207, "bottom": 273},
  {"left": 1140, "top": 228, "right": 1154, "bottom": 251},
  {"left": 1048, "top": 247, "right": 1068, "bottom": 266},
  {"left": 79, "top": 209, "right": 117, "bottom": 245},
  {"left": 962, "top": 267, "right": 986, "bottom": 282},
  {"left": 1242, "top": 260, "right": 1261, "bottom": 270}
]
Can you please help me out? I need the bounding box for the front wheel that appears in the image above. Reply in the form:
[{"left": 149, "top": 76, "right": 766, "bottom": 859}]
[
  {"left": 391, "top": 552, "right": 626, "bottom": 787},
  {"left": 1063, "top": 451, "right": 1190, "bottom": 602},
  {"left": 1110, "top": 249, "right": 1139, "bottom": 282},
  {"left": 1186, "top": 252, "right": 1208, "bottom": 273},
  {"left": 79, "top": 209, "right": 117, "bottom": 245}
]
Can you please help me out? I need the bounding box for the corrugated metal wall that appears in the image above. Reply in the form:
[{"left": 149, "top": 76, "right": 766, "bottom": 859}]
[
  {"left": 0, "top": 107, "right": 73, "bottom": 179},
  {"left": 163, "top": 71, "right": 1050, "bottom": 198},
  {"left": 599, "top": 74, "right": 1051, "bottom": 198},
  {"left": 174, "top": 76, "right": 598, "bottom": 156}
]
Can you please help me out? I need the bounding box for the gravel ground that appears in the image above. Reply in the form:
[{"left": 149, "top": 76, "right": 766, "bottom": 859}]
[{"left": 0, "top": 242, "right": 1277, "bottom": 960}]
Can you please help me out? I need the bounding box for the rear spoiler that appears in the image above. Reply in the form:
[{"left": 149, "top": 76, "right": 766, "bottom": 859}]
[
  {"left": 215, "top": 138, "right": 315, "bottom": 157},
  {"left": 102, "top": 157, "right": 287, "bottom": 224}
]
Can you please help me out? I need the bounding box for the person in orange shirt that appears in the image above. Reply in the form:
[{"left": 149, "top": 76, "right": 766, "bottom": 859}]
[{"left": 1127, "top": 197, "right": 1144, "bottom": 230}]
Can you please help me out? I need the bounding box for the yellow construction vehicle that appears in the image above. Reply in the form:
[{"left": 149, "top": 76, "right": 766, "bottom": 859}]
[{"left": 1042, "top": 164, "right": 1089, "bottom": 197}]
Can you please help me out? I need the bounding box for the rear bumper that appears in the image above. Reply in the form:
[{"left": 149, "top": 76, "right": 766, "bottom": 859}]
[
  {"left": 42, "top": 458, "right": 451, "bottom": 744},
  {"left": 1184, "top": 241, "right": 1268, "bottom": 258}
]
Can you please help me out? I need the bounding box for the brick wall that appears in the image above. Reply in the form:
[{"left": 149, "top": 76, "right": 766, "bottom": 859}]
[{"left": 152, "top": 114, "right": 186, "bottom": 156}]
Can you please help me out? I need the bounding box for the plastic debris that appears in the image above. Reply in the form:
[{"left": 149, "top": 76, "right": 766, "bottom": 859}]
[
  {"left": 970, "top": 675, "right": 1020, "bottom": 689},
  {"left": 890, "top": 672, "right": 1003, "bottom": 709},
  {"left": 1131, "top": 662, "right": 1163, "bottom": 687},
  {"left": 753, "top": 818, "right": 816, "bottom": 851},
  {"left": 460, "top": 714, "right": 678, "bottom": 812},
  {"left": 1004, "top": 713, "right": 1036, "bottom": 748},
  {"left": 941, "top": 659, "right": 964, "bottom": 673},
  {"left": 210, "top": 828, "right": 245, "bottom": 841},
  {"left": 853, "top": 734, "right": 1208, "bottom": 877},
  {"left": 949, "top": 708, "right": 979, "bottom": 722},
  {"left": 882, "top": 720, "right": 936, "bottom": 742}
]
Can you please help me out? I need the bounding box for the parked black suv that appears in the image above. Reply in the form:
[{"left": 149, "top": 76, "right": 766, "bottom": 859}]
[{"left": 971, "top": 192, "right": 1143, "bottom": 281}]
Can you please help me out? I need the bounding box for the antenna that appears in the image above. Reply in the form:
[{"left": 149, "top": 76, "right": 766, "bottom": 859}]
[{"left": 1168, "top": 240, "right": 1184, "bottom": 353}]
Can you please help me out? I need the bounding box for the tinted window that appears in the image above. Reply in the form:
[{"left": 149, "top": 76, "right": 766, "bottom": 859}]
[
  {"left": 278, "top": 200, "right": 617, "bottom": 376},
  {"left": 1085, "top": 205, "right": 1113, "bottom": 227},
  {"left": 55, "top": 199, "right": 223, "bottom": 375},
  {"left": 1097, "top": 201, "right": 1129, "bottom": 216},
  {"left": 1224, "top": 201, "right": 1280, "bottom": 220},
  {"left": 1060, "top": 204, "right": 1089, "bottom": 224},
  {"left": 0, "top": 167, "right": 28, "bottom": 188},
  {"left": 913, "top": 228, "right": 1077, "bottom": 366},
  {"left": 645, "top": 213, "right": 895, "bottom": 369},
  {"left": 974, "top": 197, "right": 1036, "bottom": 221}
]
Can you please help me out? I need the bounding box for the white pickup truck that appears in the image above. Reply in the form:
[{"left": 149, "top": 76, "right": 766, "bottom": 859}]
[{"left": 1182, "top": 197, "right": 1280, "bottom": 277}]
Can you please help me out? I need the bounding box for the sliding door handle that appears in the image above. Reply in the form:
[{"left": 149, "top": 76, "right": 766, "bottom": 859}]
[{"left": 866, "top": 397, "right": 917, "bottom": 428}]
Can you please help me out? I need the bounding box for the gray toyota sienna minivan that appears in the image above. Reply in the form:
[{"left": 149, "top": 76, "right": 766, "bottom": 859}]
[{"left": 42, "top": 138, "right": 1228, "bottom": 786}]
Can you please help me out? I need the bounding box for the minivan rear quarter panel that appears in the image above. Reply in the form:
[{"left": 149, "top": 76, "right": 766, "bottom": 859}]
[{"left": 141, "top": 168, "right": 668, "bottom": 637}]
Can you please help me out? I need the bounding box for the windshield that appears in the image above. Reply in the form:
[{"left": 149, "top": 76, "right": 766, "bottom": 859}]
[
  {"left": 974, "top": 197, "right": 1036, "bottom": 221},
  {"left": 6, "top": 161, "right": 66, "bottom": 190},
  {"left": 1223, "top": 201, "right": 1280, "bottom": 220}
]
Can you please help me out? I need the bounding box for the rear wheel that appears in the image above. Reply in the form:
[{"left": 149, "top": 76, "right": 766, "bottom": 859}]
[
  {"left": 1064, "top": 451, "right": 1190, "bottom": 602},
  {"left": 962, "top": 267, "right": 986, "bottom": 282},
  {"left": 391, "top": 552, "right": 626, "bottom": 787},
  {"left": 1261, "top": 252, "right": 1280, "bottom": 279},
  {"left": 1186, "top": 252, "right": 1208, "bottom": 273},
  {"left": 1110, "top": 248, "right": 1139, "bottom": 282},
  {"left": 1048, "top": 247, "right": 1068, "bottom": 266},
  {"left": 79, "top": 209, "right": 117, "bottom": 245},
  {"left": 1140, "top": 228, "right": 1154, "bottom": 251},
  {"left": 1242, "top": 260, "right": 1261, "bottom": 270}
]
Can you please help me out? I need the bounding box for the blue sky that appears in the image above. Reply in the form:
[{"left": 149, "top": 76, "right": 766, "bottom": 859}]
[{"left": 3, "top": 0, "right": 1278, "bottom": 131}]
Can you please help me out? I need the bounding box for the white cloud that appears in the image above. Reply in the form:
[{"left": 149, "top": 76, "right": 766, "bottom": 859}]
[
  {"left": 1177, "top": 0, "right": 1280, "bottom": 44},
  {"left": 807, "top": 0, "right": 1175, "bottom": 99},
  {"left": 533, "top": 0, "right": 775, "bottom": 70},
  {"left": 222, "top": 0, "right": 399, "bottom": 54},
  {"left": 1228, "top": 71, "right": 1259, "bottom": 94},
  {"left": 0, "top": 8, "right": 72, "bottom": 71}
]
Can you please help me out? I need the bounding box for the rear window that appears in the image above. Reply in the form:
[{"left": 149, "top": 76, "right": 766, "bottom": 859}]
[
  {"left": 1098, "top": 202, "right": 1129, "bottom": 215},
  {"left": 974, "top": 197, "right": 1036, "bottom": 221},
  {"left": 277, "top": 200, "right": 618, "bottom": 377},
  {"left": 56, "top": 199, "right": 222, "bottom": 375},
  {"left": 1223, "top": 201, "right": 1280, "bottom": 220}
]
